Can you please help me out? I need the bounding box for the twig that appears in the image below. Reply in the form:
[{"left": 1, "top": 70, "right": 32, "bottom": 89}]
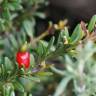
[{"left": 32, "top": 31, "right": 49, "bottom": 44}]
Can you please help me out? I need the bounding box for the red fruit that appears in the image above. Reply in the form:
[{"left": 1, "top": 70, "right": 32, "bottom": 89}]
[{"left": 16, "top": 51, "right": 30, "bottom": 69}]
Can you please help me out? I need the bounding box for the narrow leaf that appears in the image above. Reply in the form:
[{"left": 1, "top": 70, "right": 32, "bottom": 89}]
[
  {"left": 23, "top": 20, "right": 33, "bottom": 37},
  {"left": 70, "top": 24, "right": 84, "bottom": 44},
  {"left": 9, "top": 35, "right": 18, "bottom": 50},
  {"left": 37, "top": 71, "right": 53, "bottom": 76},
  {"left": 46, "top": 36, "right": 55, "bottom": 53},
  {"left": 53, "top": 76, "right": 72, "bottom": 96},
  {"left": 23, "top": 76, "right": 40, "bottom": 83},
  {"left": 63, "top": 27, "right": 69, "bottom": 39},
  {"left": 88, "top": 15, "right": 96, "bottom": 32},
  {"left": 13, "top": 81, "right": 24, "bottom": 92}
]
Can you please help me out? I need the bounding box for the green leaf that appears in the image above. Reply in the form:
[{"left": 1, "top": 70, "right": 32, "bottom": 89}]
[
  {"left": 30, "top": 54, "right": 35, "bottom": 68},
  {"left": 63, "top": 27, "right": 69, "bottom": 39},
  {"left": 36, "top": 41, "right": 46, "bottom": 57},
  {"left": 10, "top": 91, "right": 15, "bottom": 96},
  {"left": 1, "top": 64, "right": 5, "bottom": 79},
  {"left": 56, "top": 28, "right": 69, "bottom": 46},
  {"left": 0, "top": 39, "right": 4, "bottom": 49},
  {"left": 13, "top": 80, "right": 24, "bottom": 92},
  {"left": 65, "top": 55, "right": 75, "bottom": 74},
  {"left": 8, "top": 2, "right": 23, "bottom": 11},
  {"left": 9, "top": 34, "right": 18, "bottom": 50},
  {"left": 88, "top": 15, "right": 96, "bottom": 32},
  {"left": 3, "top": 83, "right": 14, "bottom": 96},
  {"left": 4, "top": 57, "right": 13, "bottom": 71},
  {"left": 40, "top": 40, "right": 48, "bottom": 47},
  {"left": 37, "top": 71, "right": 53, "bottom": 76},
  {"left": 16, "top": 33, "right": 23, "bottom": 47},
  {"left": 29, "top": 94, "right": 32, "bottom": 96},
  {"left": 23, "top": 20, "right": 34, "bottom": 37},
  {"left": 70, "top": 24, "right": 84, "bottom": 44},
  {"left": 2, "top": 9, "right": 11, "bottom": 20},
  {"left": 23, "top": 76, "right": 40, "bottom": 83},
  {"left": 4, "top": 57, "right": 14, "bottom": 79},
  {"left": 20, "top": 31, "right": 26, "bottom": 43},
  {"left": 4, "top": 38, "right": 14, "bottom": 57},
  {"left": 37, "top": 42, "right": 44, "bottom": 56},
  {"left": 50, "top": 66, "right": 65, "bottom": 76},
  {"left": 46, "top": 36, "right": 55, "bottom": 54},
  {"left": 0, "top": 20, "right": 5, "bottom": 31},
  {"left": 53, "top": 76, "right": 72, "bottom": 96},
  {"left": 19, "top": 68, "right": 25, "bottom": 75},
  {"left": 34, "top": 12, "right": 46, "bottom": 19}
]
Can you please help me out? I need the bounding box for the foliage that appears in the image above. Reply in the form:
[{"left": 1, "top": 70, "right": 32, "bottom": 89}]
[{"left": 0, "top": 0, "right": 96, "bottom": 96}]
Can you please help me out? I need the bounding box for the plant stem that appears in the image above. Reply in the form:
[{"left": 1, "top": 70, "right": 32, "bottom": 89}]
[{"left": 32, "top": 31, "right": 49, "bottom": 43}]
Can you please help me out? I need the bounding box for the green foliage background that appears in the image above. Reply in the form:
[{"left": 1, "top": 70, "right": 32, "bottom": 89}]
[{"left": 0, "top": 0, "right": 96, "bottom": 96}]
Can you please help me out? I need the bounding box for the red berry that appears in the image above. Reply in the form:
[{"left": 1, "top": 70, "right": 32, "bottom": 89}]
[{"left": 16, "top": 51, "right": 30, "bottom": 69}]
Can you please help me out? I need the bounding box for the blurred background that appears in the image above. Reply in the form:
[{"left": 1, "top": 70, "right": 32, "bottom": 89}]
[{"left": 36, "top": 0, "right": 96, "bottom": 34}]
